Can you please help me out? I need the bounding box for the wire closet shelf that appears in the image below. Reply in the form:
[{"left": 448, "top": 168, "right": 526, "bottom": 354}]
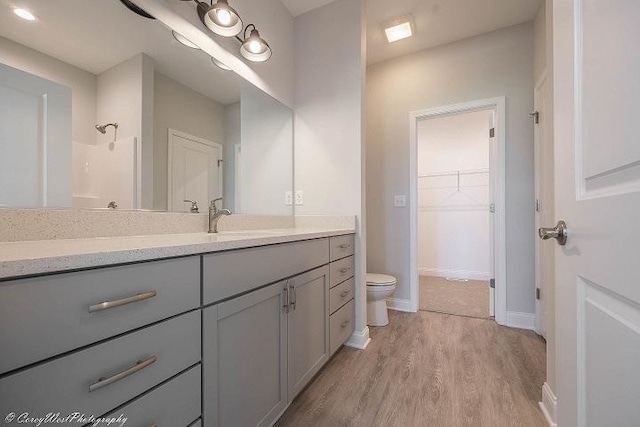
[{"left": 418, "top": 168, "right": 490, "bottom": 212}]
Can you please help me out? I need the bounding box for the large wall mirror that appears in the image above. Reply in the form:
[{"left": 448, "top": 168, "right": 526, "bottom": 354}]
[{"left": 0, "top": 0, "right": 293, "bottom": 215}]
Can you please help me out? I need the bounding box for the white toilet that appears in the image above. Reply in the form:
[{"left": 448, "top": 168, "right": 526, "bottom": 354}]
[{"left": 366, "top": 273, "right": 397, "bottom": 326}]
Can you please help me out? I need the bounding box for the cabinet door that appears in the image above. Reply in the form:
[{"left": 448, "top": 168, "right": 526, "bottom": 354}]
[
  {"left": 287, "top": 266, "right": 330, "bottom": 398},
  {"left": 203, "top": 282, "right": 288, "bottom": 427}
]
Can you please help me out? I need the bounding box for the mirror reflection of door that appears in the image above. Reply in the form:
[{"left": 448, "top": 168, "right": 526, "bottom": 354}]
[{"left": 168, "top": 129, "right": 222, "bottom": 213}]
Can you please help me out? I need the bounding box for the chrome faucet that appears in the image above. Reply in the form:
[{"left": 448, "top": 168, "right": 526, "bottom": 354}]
[{"left": 208, "top": 197, "right": 231, "bottom": 233}]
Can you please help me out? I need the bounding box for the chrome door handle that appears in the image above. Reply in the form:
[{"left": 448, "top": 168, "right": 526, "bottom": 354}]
[
  {"left": 89, "top": 291, "right": 157, "bottom": 313},
  {"left": 89, "top": 356, "right": 156, "bottom": 392},
  {"left": 283, "top": 282, "right": 290, "bottom": 313},
  {"left": 538, "top": 220, "right": 568, "bottom": 246}
]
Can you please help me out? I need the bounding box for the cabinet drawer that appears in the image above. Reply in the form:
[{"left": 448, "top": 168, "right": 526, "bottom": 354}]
[
  {"left": 0, "top": 311, "right": 200, "bottom": 418},
  {"left": 329, "top": 255, "right": 354, "bottom": 288},
  {"left": 0, "top": 256, "right": 200, "bottom": 374},
  {"left": 329, "top": 234, "right": 355, "bottom": 262},
  {"left": 329, "top": 277, "right": 354, "bottom": 314},
  {"left": 203, "top": 238, "right": 329, "bottom": 304},
  {"left": 330, "top": 300, "right": 355, "bottom": 355},
  {"left": 104, "top": 364, "right": 201, "bottom": 427}
]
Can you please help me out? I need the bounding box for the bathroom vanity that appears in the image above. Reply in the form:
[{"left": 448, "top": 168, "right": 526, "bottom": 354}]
[{"left": 0, "top": 228, "right": 355, "bottom": 427}]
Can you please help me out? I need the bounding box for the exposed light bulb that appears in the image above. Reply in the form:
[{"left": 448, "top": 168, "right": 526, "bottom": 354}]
[
  {"left": 248, "top": 40, "right": 261, "bottom": 54},
  {"left": 13, "top": 8, "right": 36, "bottom": 21},
  {"left": 217, "top": 9, "right": 232, "bottom": 26}
]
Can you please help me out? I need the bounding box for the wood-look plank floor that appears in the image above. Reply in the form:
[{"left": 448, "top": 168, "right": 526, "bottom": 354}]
[
  {"left": 275, "top": 310, "right": 546, "bottom": 427},
  {"left": 420, "top": 276, "right": 490, "bottom": 319}
]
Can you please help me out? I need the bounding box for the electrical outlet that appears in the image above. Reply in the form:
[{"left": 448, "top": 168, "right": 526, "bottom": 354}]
[
  {"left": 394, "top": 195, "right": 406, "bottom": 207},
  {"left": 285, "top": 191, "right": 293, "bottom": 206},
  {"left": 295, "top": 190, "right": 304, "bottom": 205}
]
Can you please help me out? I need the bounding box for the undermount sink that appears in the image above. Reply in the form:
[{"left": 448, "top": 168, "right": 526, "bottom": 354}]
[{"left": 215, "top": 230, "right": 285, "bottom": 239}]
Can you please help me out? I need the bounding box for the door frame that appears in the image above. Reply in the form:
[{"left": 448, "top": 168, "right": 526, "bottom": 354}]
[
  {"left": 408, "top": 97, "right": 507, "bottom": 325},
  {"left": 167, "top": 128, "right": 223, "bottom": 211}
]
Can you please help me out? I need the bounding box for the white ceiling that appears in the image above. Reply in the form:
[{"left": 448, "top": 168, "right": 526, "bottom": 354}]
[
  {"left": 280, "top": 0, "right": 338, "bottom": 17},
  {"left": 0, "top": 0, "right": 242, "bottom": 104},
  {"left": 280, "top": 0, "right": 542, "bottom": 65}
]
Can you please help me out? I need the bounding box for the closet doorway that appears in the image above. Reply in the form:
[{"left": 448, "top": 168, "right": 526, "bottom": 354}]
[{"left": 409, "top": 98, "right": 506, "bottom": 323}]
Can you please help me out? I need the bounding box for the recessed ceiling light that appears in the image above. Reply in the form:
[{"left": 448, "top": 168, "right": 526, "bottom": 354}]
[
  {"left": 13, "top": 8, "right": 36, "bottom": 21},
  {"left": 383, "top": 15, "right": 414, "bottom": 43}
]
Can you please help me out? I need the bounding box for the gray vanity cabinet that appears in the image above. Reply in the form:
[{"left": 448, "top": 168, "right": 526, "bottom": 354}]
[
  {"left": 202, "top": 260, "right": 332, "bottom": 427},
  {"left": 203, "top": 281, "right": 288, "bottom": 427},
  {"left": 287, "top": 266, "right": 330, "bottom": 399}
]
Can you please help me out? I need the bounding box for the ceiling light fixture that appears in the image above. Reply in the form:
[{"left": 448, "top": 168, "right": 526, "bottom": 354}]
[
  {"left": 13, "top": 8, "right": 36, "bottom": 21},
  {"left": 383, "top": 15, "right": 414, "bottom": 43},
  {"left": 172, "top": 31, "right": 200, "bottom": 49}
]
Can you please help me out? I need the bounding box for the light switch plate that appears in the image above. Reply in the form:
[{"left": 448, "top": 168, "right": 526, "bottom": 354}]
[
  {"left": 285, "top": 191, "right": 293, "bottom": 206},
  {"left": 394, "top": 195, "right": 406, "bottom": 207},
  {"left": 295, "top": 190, "right": 304, "bottom": 205}
]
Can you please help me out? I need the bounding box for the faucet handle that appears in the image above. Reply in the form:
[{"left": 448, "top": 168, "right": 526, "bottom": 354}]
[
  {"left": 210, "top": 197, "right": 223, "bottom": 214},
  {"left": 183, "top": 200, "right": 199, "bottom": 214}
]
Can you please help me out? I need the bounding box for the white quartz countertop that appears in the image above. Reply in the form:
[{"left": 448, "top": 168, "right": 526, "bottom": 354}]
[{"left": 0, "top": 227, "right": 355, "bottom": 280}]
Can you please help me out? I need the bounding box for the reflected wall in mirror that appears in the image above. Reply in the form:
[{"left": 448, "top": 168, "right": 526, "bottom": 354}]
[{"left": 0, "top": 0, "right": 293, "bottom": 215}]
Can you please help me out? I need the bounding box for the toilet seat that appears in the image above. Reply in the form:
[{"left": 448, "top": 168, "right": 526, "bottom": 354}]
[{"left": 366, "top": 273, "right": 396, "bottom": 286}]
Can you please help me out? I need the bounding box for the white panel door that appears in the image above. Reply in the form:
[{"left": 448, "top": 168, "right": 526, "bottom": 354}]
[
  {"left": 168, "top": 129, "right": 222, "bottom": 213},
  {"left": 534, "top": 74, "right": 554, "bottom": 338},
  {"left": 552, "top": 1, "right": 640, "bottom": 426},
  {"left": 0, "top": 63, "right": 72, "bottom": 207}
]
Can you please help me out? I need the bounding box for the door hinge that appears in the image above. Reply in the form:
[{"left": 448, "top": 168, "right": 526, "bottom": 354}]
[
  {"left": 536, "top": 288, "right": 541, "bottom": 300},
  {"left": 217, "top": 159, "right": 224, "bottom": 167},
  {"left": 489, "top": 203, "right": 496, "bottom": 213},
  {"left": 490, "top": 278, "right": 495, "bottom": 289},
  {"left": 489, "top": 128, "right": 495, "bottom": 138},
  {"left": 535, "top": 199, "right": 540, "bottom": 212},
  {"left": 530, "top": 111, "right": 540, "bottom": 124}
]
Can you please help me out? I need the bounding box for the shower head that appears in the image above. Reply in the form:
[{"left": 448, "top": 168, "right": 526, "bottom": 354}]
[{"left": 95, "top": 123, "right": 118, "bottom": 134}]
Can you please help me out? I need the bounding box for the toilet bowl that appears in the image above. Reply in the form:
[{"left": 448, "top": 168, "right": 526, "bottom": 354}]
[{"left": 366, "top": 273, "right": 397, "bottom": 326}]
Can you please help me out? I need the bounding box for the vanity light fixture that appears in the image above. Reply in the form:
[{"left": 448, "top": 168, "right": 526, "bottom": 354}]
[
  {"left": 239, "top": 25, "right": 272, "bottom": 62},
  {"left": 13, "top": 8, "right": 36, "bottom": 21},
  {"left": 199, "top": 0, "right": 243, "bottom": 37},
  {"left": 188, "top": 0, "right": 272, "bottom": 63},
  {"left": 383, "top": 15, "right": 414, "bottom": 43},
  {"left": 172, "top": 31, "right": 200, "bottom": 49}
]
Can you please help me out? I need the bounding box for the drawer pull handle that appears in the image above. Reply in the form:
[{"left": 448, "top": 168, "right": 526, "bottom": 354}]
[
  {"left": 340, "top": 290, "right": 351, "bottom": 298},
  {"left": 289, "top": 281, "right": 297, "bottom": 311},
  {"left": 339, "top": 243, "right": 351, "bottom": 249},
  {"left": 89, "top": 356, "right": 156, "bottom": 392},
  {"left": 89, "top": 290, "right": 157, "bottom": 313},
  {"left": 339, "top": 267, "right": 351, "bottom": 274},
  {"left": 340, "top": 319, "right": 351, "bottom": 328}
]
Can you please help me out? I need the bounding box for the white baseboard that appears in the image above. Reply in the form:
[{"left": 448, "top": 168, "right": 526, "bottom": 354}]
[
  {"left": 539, "top": 382, "right": 557, "bottom": 427},
  {"left": 386, "top": 297, "right": 414, "bottom": 312},
  {"left": 346, "top": 327, "right": 371, "bottom": 350},
  {"left": 506, "top": 311, "right": 536, "bottom": 330},
  {"left": 419, "top": 268, "right": 491, "bottom": 281}
]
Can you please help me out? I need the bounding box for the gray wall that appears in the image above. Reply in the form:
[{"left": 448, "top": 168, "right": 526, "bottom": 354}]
[
  {"left": 366, "top": 23, "right": 536, "bottom": 314},
  {"left": 294, "top": 0, "right": 369, "bottom": 342},
  {"left": 152, "top": 72, "right": 226, "bottom": 211}
]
